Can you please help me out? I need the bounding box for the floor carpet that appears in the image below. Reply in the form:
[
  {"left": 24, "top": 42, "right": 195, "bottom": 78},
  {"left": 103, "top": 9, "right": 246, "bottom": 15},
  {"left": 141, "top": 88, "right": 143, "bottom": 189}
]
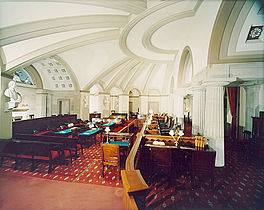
[
  {"left": 136, "top": 143, "right": 264, "bottom": 210},
  {"left": 0, "top": 142, "right": 123, "bottom": 188}
]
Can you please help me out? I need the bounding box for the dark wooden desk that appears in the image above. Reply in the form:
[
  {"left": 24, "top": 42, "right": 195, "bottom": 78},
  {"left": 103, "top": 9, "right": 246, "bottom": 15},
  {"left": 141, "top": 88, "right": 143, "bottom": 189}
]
[{"left": 144, "top": 143, "right": 216, "bottom": 189}]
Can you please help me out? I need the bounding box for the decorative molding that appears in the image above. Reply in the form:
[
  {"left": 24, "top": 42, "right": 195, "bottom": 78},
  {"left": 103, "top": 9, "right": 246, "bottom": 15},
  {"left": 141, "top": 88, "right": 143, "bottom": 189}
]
[
  {"left": 208, "top": 0, "right": 264, "bottom": 64},
  {"left": 142, "top": 0, "right": 202, "bottom": 55},
  {"left": 0, "top": 15, "right": 128, "bottom": 47},
  {"left": 1, "top": 0, "right": 146, "bottom": 15},
  {"left": 142, "top": 64, "right": 158, "bottom": 94},
  {"left": 53, "top": 55, "right": 80, "bottom": 91},
  {"left": 84, "top": 57, "right": 131, "bottom": 90},
  {"left": 5, "top": 29, "right": 120, "bottom": 73},
  {"left": 119, "top": 1, "right": 176, "bottom": 63},
  {"left": 105, "top": 59, "right": 140, "bottom": 92},
  {"left": 124, "top": 62, "right": 149, "bottom": 93}
]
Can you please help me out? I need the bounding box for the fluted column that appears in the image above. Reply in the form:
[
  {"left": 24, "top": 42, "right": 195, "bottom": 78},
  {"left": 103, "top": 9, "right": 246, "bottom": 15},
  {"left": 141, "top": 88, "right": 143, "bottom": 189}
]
[
  {"left": 192, "top": 87, "right": 206, "bottom": 136},
  {"left": 204, "top": 81, "right": 228, "bottom": 167},
  {"left": 0, "top": 76, "right": 12, "bottom": 139}
]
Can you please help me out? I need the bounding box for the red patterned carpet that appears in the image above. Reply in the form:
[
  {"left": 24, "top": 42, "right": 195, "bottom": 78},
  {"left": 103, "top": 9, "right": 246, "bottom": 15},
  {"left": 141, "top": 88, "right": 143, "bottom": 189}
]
[{"left": 0, "top": 143, "right": 123, "bottom": 188}]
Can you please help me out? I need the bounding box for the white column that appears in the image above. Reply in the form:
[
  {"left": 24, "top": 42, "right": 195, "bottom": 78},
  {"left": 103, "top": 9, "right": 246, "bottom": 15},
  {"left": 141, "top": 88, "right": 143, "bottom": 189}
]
[
  {"left": 244, "top": 86, "right": 254, "bottom": 131},
  {"left": 80, "top": 91, "right": 90, "bottom": 121},
  {"left": 0, "top": 76, "right": 12, "bottom": 139},
  {"left": 192, "top": 89, "right": 199, "bottom": 135},
  {"left": 198, "top": 88, "right": 206, "bottom": 135},
  {"left": 204, "top": 82, "right": 228, "bottom": 167}
]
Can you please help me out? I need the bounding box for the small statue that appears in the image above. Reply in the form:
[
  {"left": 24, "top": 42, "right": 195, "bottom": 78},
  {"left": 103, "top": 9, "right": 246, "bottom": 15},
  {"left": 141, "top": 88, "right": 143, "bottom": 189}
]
[{"left": 4, "top": 80, "right": 21, "bottom": 110}]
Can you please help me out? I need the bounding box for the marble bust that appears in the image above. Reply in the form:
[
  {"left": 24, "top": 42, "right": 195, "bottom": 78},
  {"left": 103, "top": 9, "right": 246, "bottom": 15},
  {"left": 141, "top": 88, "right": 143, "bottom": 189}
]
[{"left": 4, "top": 80, "right": 21, "bottom": 110}]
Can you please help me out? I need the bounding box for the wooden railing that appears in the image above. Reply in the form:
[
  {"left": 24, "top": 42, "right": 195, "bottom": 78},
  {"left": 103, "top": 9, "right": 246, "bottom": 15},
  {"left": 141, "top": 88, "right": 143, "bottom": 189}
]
[
  {"left": 121, "top": 119, "right": 149, "bottom": 210},
  {"left": 118, "top": 119, "right": 137, "bottom": 133}
]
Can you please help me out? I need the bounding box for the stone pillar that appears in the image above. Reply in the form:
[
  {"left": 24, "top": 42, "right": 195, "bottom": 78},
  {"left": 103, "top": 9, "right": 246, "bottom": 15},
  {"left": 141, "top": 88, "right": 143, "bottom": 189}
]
[
  {"left": 35, "top": 89, "right": 47, "bottom": 118},
  {"left": 244, "top": 86, "right": 254, "bottom": 131},
  {"left": 119, "top": 94, "right": 129, "bottom": 114},
  {"left": 192, "top": 88, "right": 200, "bottom": 136},
  {"left": 192, "top": 88, "right": 206, "bottom": 136},
  {"left": 0, "top": 76, "right": 12, "bottom": 139},
  {"left": 204, "top": 81, "right": 228, "bottom": 167},
  {"left": 80, "top": 91, "right": 90, "bottom": 121}
]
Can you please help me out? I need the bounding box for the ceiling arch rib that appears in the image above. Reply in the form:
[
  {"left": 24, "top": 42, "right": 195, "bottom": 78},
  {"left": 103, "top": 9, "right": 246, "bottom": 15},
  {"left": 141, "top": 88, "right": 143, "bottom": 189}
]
[
  {"left": 5, "top": 29, "right": 120, "bottom": 74},
  {"left": 105, "top": 59, "right": 140, "bottom": 92},
  {"left": 120, "top": 62, "right": 145, "bottom": 92},
  {"left": 0, "top": 15, "right": 129, "bottom": 47},
  {"left": 142, "top": 0, "right": 202, "bottom": 55},
  {"left": 142, "top": 64, "right": 157, "bottom": 94},
  {"left": 119, "top": 1, "right": 176, "bottom": 63},
  {"left": 84, "top": 57, "right": 131, "bottom": 91},
  {"left": 124, "top": 62, "right": 149, "bottom": 93},
  {"left": 2, "top": 0, "right": 147, "bottom": 15}
]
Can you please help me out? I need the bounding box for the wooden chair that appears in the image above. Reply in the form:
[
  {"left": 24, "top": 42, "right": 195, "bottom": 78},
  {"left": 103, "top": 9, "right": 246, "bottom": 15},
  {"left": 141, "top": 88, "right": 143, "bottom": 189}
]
[{"left": 101, "top": 143, "right": 120, "bottom": 180}]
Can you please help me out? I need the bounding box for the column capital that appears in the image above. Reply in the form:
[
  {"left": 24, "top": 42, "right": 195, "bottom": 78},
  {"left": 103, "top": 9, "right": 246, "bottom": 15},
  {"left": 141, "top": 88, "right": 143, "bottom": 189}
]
[{"left": 202, "top": 80, "right": 230, "bottom": 88}]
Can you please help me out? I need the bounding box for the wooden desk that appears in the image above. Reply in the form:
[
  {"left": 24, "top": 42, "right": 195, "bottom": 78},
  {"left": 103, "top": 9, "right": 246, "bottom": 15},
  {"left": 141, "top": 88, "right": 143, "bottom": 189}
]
[
  {"left": 78, "top": 128, "right": 102, "bottom": 144},
  {"left": 55, "top": 127, "right": 80, "bottom": 135},
  {"left": 144, "top": 142, "right": 216, "bottom": 189}
]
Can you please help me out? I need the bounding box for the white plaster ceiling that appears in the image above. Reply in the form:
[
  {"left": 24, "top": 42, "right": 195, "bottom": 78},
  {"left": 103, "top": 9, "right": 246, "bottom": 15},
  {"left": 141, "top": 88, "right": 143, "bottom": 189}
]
[{"left": 0, "top": 0, "right": 262, "bottom": 95}]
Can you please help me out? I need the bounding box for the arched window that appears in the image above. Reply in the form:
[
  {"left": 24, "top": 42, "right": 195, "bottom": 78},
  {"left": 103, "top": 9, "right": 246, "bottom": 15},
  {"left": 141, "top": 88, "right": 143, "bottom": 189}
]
[
  {"left": 14, "top": 69, "right": 33, "bottom": 85},
  {"left": 177, "top": 46, "right": 193, "bottom": 88}
]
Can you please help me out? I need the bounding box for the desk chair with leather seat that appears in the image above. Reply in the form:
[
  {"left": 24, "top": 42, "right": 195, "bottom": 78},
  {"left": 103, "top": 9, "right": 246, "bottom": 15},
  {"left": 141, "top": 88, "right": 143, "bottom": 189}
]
[{"left": 101, "top": 143, "right": 120, "bottom": 180}]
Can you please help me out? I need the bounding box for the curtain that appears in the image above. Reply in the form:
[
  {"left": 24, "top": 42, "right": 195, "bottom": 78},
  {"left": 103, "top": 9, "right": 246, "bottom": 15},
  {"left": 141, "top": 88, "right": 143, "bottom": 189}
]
[{"left": 226, "top": 87, "right": 238, "bottom": 139}]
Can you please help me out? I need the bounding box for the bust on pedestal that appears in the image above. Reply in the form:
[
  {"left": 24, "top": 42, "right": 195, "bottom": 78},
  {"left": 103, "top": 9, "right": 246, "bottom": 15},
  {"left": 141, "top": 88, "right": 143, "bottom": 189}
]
[{"left": 4, "top": 80, "right": 21, "bottom": 111}]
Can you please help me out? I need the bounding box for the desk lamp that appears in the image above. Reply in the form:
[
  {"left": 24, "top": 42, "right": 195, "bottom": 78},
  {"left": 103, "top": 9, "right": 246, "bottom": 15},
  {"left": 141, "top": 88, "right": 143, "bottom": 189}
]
[
  {"left": 169, "top": 130, "right": 178, "bottom": 146},
  {"left": 105, "top": 126, "right": 110, "bottom": 143},
  {"left": 178, "top": 130, "right": 184, "bottom": 144}
]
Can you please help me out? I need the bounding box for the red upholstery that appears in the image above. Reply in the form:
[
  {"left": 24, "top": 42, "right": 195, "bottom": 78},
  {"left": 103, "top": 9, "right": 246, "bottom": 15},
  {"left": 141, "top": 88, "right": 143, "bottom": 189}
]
[{"left": 50, "top": 151, "right": 59, "bottom": 159}]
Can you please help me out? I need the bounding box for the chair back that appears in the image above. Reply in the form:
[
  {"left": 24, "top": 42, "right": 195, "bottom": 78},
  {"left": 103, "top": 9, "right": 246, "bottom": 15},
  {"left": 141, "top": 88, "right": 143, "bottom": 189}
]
[{"left": 101, "top": 144, "right": 120, "bottom": 166}]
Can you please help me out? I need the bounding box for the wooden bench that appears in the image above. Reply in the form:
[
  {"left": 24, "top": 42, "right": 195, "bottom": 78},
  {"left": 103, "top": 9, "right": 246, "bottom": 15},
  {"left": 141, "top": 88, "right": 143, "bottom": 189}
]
[
  {"left": 13, "top": 133, "right": 82, "bottom": 161},
  {"left": 0, "top": 139, "right": 63, "bottom": 173}
]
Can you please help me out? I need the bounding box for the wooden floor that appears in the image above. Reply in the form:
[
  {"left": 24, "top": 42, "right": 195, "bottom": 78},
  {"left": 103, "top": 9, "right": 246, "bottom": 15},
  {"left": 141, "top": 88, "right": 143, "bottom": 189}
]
[{"left": 0, "top": 173, "right": 123, "bottom": 210}]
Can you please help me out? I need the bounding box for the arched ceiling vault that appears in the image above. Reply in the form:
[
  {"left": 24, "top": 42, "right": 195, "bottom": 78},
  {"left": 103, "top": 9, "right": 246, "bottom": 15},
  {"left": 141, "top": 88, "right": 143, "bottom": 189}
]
[{"left": 0, "top": 0, "right": 262, "bottom": 94}]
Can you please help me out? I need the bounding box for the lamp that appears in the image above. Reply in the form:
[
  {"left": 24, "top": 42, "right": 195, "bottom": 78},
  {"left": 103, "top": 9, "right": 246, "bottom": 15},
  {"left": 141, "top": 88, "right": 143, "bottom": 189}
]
[
  {"left": 169, "top": 129, "right": 178, "bottom": 146},
  {"left": 105, "top": 127, "right": 110, "bottom": 143},
  {"left": 89, "top": 123, "right": 93, "bottom": 129},
  {"left": 178, "top": 130, "right": 184, "bottom": 137}
]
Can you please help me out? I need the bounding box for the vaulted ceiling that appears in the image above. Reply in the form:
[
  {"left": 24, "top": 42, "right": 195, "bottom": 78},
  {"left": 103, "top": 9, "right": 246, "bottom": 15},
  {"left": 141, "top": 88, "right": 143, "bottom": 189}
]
[{"left": 1, "top": 0, "right": 263, "bottom": 94}]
